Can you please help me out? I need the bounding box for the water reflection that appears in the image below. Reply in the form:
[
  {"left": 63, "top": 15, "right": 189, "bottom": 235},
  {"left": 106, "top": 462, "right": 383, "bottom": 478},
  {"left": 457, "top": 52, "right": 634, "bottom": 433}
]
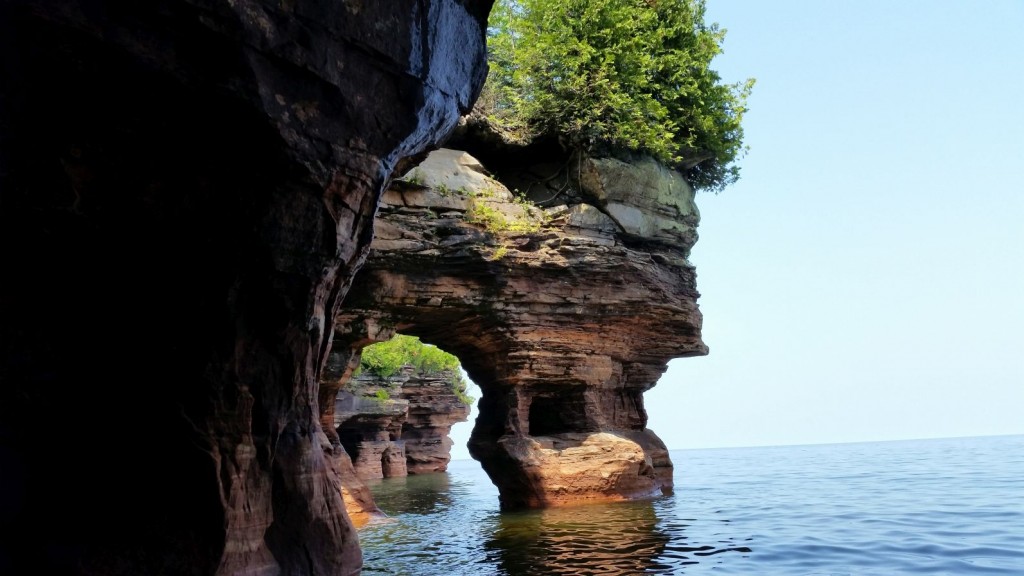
[
  {"left": 486, "top": 499, "right": 670, "bottom": 575},
  {"left": 361, "top": 440, "right": 1024, "bottom": 575},
  {"left": 365, "top": 472, "right": 453, "bottom": 515},
  {"left": 360, "top": 467, "right": 753, "bottom": 575}
]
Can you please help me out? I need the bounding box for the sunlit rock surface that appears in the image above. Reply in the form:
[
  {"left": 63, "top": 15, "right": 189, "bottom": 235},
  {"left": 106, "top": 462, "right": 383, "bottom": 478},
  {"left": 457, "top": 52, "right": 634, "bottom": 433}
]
[
  {"left": 333, "top": 147, "right": 707, "bottom": 509},
  {"left": 0, "top": 1, "right": 491, "bottom": 573}
]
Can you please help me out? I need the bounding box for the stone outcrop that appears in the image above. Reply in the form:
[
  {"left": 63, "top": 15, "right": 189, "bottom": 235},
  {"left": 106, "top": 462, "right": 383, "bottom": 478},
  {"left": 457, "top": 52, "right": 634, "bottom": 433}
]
[
  {"left": 337, "top": 381, "right": 410, "bottom": 480},
  {"left": 335, "top": 366, "right": 470, "bottom": 480},
  {"left": 333, "top": 146, "right": 707, "bottom": 510},
  {"left": 0, "top": 1, "right": 491, "bottom": 574},
  {"left": 401, "top": 369, "right": 473, "bottom": 474}
]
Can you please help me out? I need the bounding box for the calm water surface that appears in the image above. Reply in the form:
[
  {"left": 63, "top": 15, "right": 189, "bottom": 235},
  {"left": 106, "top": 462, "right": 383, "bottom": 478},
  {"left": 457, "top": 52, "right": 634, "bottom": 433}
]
[{"left": 358, "top": 435, "right": 1024, "bottom": 575}]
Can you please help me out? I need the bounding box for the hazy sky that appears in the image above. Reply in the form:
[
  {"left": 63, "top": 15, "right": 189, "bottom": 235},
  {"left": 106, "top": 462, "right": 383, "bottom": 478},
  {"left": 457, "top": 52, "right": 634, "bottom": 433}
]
[{"left": 450, "top": 0, "right": 1024, "bottom": 458}]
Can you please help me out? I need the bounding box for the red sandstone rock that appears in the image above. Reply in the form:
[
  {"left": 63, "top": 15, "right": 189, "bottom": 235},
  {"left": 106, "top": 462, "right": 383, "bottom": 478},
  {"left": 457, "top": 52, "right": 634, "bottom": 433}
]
[
  {"left": 334, "top": 367, "right": 470, "bottom": 484},
  {"left": 333, "top": 147, "right": 707, "bottom": 510},
  {"left": 402, "top": 372, "right": 472, "bottom": 474},
  {"left": 0, "top": 2, "right": 492, "bottom": 573}
]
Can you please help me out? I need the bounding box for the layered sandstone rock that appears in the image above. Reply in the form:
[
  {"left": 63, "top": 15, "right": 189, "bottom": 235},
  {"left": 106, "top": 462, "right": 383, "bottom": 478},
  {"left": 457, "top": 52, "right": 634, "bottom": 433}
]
[
  {"left": 334, "top": 367, "right": 471, "bottom": 480},
  {"left": 334, "top": 146, "right": 707, "bottom": 509},
  {"left": 402, "top": 370, "right": 472, "bottom": 474},
  {"left": 0, "top": 1, "right": 491, "bottom": 573},
  {"left": 336, "top": 383, "right": 410, "bottom": 480}
]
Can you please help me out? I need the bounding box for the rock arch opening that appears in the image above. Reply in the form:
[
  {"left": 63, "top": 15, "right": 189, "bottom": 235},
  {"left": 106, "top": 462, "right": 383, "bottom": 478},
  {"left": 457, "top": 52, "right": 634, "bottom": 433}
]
[{"left": 321, "top": 145, "right": 708, "bottom": 514}]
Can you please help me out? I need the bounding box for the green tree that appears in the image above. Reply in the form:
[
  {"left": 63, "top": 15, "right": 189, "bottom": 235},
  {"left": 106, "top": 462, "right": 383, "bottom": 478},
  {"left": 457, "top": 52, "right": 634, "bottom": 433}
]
[
  {"left": 483, "top": 0, "right": 754, "bottom": 193},
  {"left": 358, "top": 335, "right": 474, "bottom": 405}
]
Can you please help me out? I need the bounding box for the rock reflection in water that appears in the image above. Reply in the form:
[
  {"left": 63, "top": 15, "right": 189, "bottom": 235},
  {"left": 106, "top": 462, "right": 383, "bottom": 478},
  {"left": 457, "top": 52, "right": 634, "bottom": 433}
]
[
  {"left": 359, "top": 466, "right": 752, "bottom": 575},
  {"left": 485, "top": 499, "right": 670, "bottom": 575},
  {"left": 365, "top": 472, "right": 453, "bottom": 515}
]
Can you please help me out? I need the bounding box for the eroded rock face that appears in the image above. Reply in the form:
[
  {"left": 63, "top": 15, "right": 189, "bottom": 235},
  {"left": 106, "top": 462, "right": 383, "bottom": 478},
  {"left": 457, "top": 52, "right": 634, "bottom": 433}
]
[
  {"left": 0, "top": 1, "right": 491, "bottom": 574},
  {"left": 335, "top": 367, "right": 470, "bottom": 480},
  {"left": 337, "top": 386, "right": 410, "bottom": 480},
  {"left": 334, "top": 147, "right": 707, "bottom": 509},
  {"left": 402, "top": 370, "right": 472, "bottom": 474}
]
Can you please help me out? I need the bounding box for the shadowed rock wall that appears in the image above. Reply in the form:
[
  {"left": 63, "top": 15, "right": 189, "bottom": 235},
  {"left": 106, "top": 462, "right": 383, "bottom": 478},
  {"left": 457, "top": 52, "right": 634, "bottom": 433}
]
[
  {"left": 332, "top": 148, "right": 707, "bottom": 509},
  {"left": 0, "top": 1, "right": 491, "bottom": 574}
]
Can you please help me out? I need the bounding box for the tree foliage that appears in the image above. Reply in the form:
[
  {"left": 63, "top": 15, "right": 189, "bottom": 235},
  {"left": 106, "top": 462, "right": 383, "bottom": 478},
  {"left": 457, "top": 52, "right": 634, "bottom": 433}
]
[
  {"left": 358, "top": 335, "right": 473, "bottom": 405},
  {"left": 483, "top": 0, "right": 754, "bottom": 193}
]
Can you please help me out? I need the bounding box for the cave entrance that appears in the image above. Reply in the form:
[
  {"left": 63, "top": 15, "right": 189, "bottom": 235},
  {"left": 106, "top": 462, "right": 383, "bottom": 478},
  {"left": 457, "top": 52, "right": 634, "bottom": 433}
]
[
  {"left": 338, "top": 428, "right": 363, "bottom": 463},
  {"left": 528, "top": 388, "right": 588, "bottom": 436}
]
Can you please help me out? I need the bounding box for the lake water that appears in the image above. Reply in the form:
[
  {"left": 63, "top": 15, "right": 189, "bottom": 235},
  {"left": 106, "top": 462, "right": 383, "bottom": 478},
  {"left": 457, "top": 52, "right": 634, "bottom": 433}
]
[{"left": 357, "top": 434, "right": 1024, "bottom": 575}]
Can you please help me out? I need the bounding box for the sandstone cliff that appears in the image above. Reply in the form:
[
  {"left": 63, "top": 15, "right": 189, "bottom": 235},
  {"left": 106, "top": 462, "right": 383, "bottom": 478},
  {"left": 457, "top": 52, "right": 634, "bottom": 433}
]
[
  {"left": 0, "top": 1, "right": 491, "bottom": 574},
  {"left": 0, "top": 1, "right": 714, "bottom": 570},
  {"left": 331, "top": 145, "right": 707, "bottom": 509},
  {"left": 335, "top": 366, "right": 470, "bottom": 480}
]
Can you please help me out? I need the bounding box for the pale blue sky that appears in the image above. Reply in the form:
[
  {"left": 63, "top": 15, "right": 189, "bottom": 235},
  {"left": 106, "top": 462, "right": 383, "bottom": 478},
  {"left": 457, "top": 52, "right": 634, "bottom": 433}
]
[{"left": 451, "top": 0, "right": 1024, "bottom": 457}]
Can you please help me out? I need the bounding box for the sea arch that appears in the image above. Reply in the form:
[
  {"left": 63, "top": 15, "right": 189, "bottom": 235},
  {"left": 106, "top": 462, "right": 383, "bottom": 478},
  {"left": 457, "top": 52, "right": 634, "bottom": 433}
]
[{"left": 321, "top": 147, "right": 708, "bottom": 510}]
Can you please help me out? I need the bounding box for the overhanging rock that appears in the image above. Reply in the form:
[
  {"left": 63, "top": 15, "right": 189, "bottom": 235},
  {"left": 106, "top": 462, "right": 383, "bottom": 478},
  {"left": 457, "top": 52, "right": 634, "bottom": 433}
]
[{"left": 329, "top": 147, "right": 708, "bottom": 509}]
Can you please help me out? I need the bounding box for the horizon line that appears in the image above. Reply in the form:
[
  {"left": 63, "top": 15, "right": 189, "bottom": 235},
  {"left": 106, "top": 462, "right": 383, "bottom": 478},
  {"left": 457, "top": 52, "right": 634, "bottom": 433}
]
[{"left": 446, "top": 432, "right": 1024, "bottom": 461}]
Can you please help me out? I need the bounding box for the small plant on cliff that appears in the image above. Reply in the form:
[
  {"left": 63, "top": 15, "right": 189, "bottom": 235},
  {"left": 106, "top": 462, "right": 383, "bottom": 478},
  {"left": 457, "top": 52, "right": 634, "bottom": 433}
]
[
  {"left": 466, "top": 202, "right": 508, "bottom": 231},
  {"left": 451, "top": 374, "right": 474, "bottom": 406},
  {"left": 400, "top": 169, "right": 425, "bottom": 186},
  {"left": 358, "top": 334, "right": 474, "bottom": 405},
  {"left": 467, "top": 199, "right": 542, "bottom": 235},
  {"left": 483, "top": 0, "right": 754, "bottom": 193},
  {"left": 489, "top": 242, "right": 510, "bottom": 261}
]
